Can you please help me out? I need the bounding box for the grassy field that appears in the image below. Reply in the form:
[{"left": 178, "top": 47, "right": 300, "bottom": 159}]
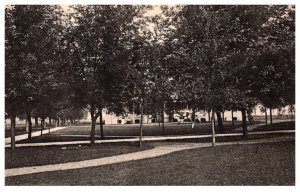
[
  {"left": 5, "top": 142, "right": 152, "bottom": 169},
  {"left": 5, "top": 126, "right": 28, "bottom": 138},
  {"left": 5, "top": 126, "right": 55, "bottom": 138},
  {"left": 14, "top": 120, "right": 294, "bottom": 144},
  {"left": 5, "top": 141, "right": 295, "bottom": 185},
  {"left": 252, "top": 121, "right": 295, "bottom": 131},
  {"left": 16, "top": 122, "right": 242, "bottom": 143},
  {"left": 8, "top": 133, "right": 294, "bottom": 168}
]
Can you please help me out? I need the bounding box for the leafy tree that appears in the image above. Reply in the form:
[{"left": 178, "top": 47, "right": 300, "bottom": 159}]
[
  {"left": 65, "top": 5, "right": 146, "bottom": 144},
  {"left": 5, "top": 5, "right": 64, "bottom": 141}
]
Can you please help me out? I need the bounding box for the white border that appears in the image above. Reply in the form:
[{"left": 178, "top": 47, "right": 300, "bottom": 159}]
[{"left": 1, "top": 1, "right": 298, "bottom": 192}]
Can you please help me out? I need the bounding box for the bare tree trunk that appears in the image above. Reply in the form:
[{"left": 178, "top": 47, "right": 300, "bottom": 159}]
[
  {"left": 211, "top": 110, "right": 215, "bottom": 147},
  {"left": 25, "top": 118, "right": 29, "bottom": 133},
  {"left": 191, "top": 107, "right": 196, "bottom": 122},
  {"left": 247, "top": 109, "right": 253, "bottom": 124},
  {"left": 90, "top": 105, "right": 96, "bottom": 145},
  {"left": 99, "top": 108, "right": 104, "bottom": 139},
  {"left": 40, "top": 118, "right": 45, "bottom": 137},
  {"left": 10, "top": 115, "right": 16, "bottom": 150},
  {"left": 168, "top": 109, "right": 173, "bottom": 122},
  {"left": 231, "top": 110, "right": 234, "bottom": 128},
  {"left": 26, "top": 112, "right": 32, "bottom": 140},
  {"left": 208, "top": 110, "right": 211, "bottom": 122},
  {"left": 241, "top": 109, "right": 248, "bottom": 137},
  {"left": 91, "top": 117, "right": 96, "bottom": 144},
  {"left": 161, "top": 103, "right": 165, "bottom": 135},
  {"left": 35, "top": 116, "right": 38, "bottom": 129},
  {"left": 270, "top": 107, "right": 273, "bottom": 125},
  {"left": 265, "top": 107, "right": 268, "bottom": 127},
  {"left": 291, "top": 104, "right": 295, "bottom": 122},
  {"left": 48, "top": 118, "right": 51, "bottom": 134},
  {"left": 222, "top": 111, "right": 225, "bottom": 122},
  {"left": 213, "top": 113, "right": 216, "bottom": 128},
  {"left": 216, "top": 111, "right": 224, "bottom": 132},
  {"left": 139, "top": 106, "right": 143, "bottom": 147}
]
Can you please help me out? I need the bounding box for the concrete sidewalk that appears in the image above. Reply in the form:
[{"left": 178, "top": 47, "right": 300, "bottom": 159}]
[
  {"left": 5, "top": 134, "right": 294, "bottom": 177},
  {"left": 5, "top": 129, "right": 295, "bottom": 148},
  {"left": 5, "top": 126, "right": 67, "bottom": 144}
]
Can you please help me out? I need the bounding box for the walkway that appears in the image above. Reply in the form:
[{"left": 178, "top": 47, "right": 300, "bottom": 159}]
[
  {"left": 5, "top": 126, "right": 67, "bottom": 144},
  {"left": 5, "top": 134, "right": 294, "bottom": 178},
  {"left": 5, "top": 129, "right": 295, "bottom": 148}
]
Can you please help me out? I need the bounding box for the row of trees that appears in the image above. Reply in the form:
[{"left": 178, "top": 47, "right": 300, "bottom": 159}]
[{"left": 5, "top": 5, "right": 295, "bottom": 148}]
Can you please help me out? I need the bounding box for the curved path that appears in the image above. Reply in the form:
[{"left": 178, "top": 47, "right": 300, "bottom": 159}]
[
  {"left": 5, "top": 134, "right": 294, "bottom": 178},
  {"left": 5, "top": 126, "right": 67, "bottom": 144}
]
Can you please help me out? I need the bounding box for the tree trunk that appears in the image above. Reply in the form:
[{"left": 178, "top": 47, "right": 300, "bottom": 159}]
[
  {"left": 48, "top": 121, "right": 51, "bottom": 134},
  {"left": 208, "top": 110, "right": 211, "bottom": 122},
  {"left": 91, "top": 116, "right": 96, "bottom": 144},
  {"left": 161, "top": 103, "right": 165, "bottom": 135},
  {"left": 57, "top": 118, "right": 60, "bottom": 127},
  {"left": 35, "top": 116, "right": 38, "bottom": 129},
  {"left": 270, "top": 107, "right": 273, "bottom": 125},
  {"left": 247, "top": 109, "right": 253, "bottom": 124},
  {"left": 231, "top": 110, "right": 234, "bottom": 128},
  {"left": 241, "top": 109, "right": 248, "bottom": 137},
  {"left": 265, "top": 107, "right": 268, "bottom": 127},
  {"left": 90, "top": 105, "right": 96, "bottom": 145},
  {"left": 25, "top": 118, "right": 29, "bottom": 133},
  {"left": 99, "top": 108, "right": 104, "bottom": 139},
  {"left": 191, "top": 107, "right": 196, "bottom": 122},
  {"left": 48, "top": 118, "right": 51, "bottom": 134},
  {"left": 49, "top": 118, "right": 52, "bottom": 127},
  {"left": 168, "top": 109, "right": 173, "bottom": 122},
  {"left": 291, "top": 104, "right": 295, "bottom": 122},
  {"left": 222, "top": 111, "right": 225, "bottom": 122},
  {"left": 139, "top": 106, "right": 143, "bottom": 148},
  {"left": 26, "top": 112, "right": 32, "bottom": 140},
  {"left": 10, "top": 115, "right": 16, "bottom": 150},
  {"left": 213, "top": 113, "right": 216, "bottom": 128},
  {"left": 211, "top": 110, "right": 215, "bottom": 147},
  {"left": 41, "top": 118, "right": 45, "bottom": 137},
  {"left": 216, "top": 111, "right": 224, "bottom": 132}
]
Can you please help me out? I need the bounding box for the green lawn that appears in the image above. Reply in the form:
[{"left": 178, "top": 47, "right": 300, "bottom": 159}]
[
  {"left": 5, "top": 126, "right": 56, "bottom": 138},
  {"left": 15, "top": 120, "right": 294, "bottom": 144},
  {"left": 252, "top": 121, "right": 295, "bottom": 131},
  {"left": 5, "top": 142, "right": 152, "bottom": 169},
  {"left": 5, "top": 126, "right": 28, "bottom": 138},
  {"left": 16, "top": 122, "right": 242, "bottom": 143},
  {"left": 5, "top": 141, "right": 295, "bottom": 185}
]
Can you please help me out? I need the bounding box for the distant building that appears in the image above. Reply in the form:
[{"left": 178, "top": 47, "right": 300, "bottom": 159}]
[{"left": 83, "top": 104, "right": 294, "bottom": 125}]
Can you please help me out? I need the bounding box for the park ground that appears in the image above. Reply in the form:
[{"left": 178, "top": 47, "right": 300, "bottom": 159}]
[{"left": 5, "top": 121, "right": 295, "bottom": 185}]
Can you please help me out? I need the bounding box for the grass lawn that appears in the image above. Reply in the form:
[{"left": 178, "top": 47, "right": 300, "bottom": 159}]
[
  {"left": 5, "top": 126, "right": 28, "bottom": 138},
  {"left": 252, "top": 121, "right": 295, "bottom": 131},
  {"left": 5, "top": 143, "right": 152, "bottom": 169},
  {"left": 16, "top": 122, "right": 242, "bottom": 143},
  {"left": 157, "top": 132, "right": 294, "bottom": 143},
  {"left": 5, "top": 126, "right": 57, "bottom": 138},
  {"left": 15, "top": 120, "right": 293, "bottom": 144},
  {"left": 5, "top": 141, "right": 294, "bottom": 185},
  {"left": 50, "top": 122, "right": 241, "bottom": 136}
]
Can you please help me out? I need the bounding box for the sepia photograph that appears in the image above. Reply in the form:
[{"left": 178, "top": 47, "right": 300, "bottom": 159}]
[{"left": 3, "top": 0, "right": 295, "bottom": 188}]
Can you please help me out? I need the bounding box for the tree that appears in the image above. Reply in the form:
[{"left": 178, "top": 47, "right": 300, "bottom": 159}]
[
  {"left": 65, "top": 5, "right": 146, "bottom": 144},
  {"left": 253, "top": 5, "right": 295, "bottom": 125},
  {"left": 5, "top": 5, "right": 64, "bottom": 140}
]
